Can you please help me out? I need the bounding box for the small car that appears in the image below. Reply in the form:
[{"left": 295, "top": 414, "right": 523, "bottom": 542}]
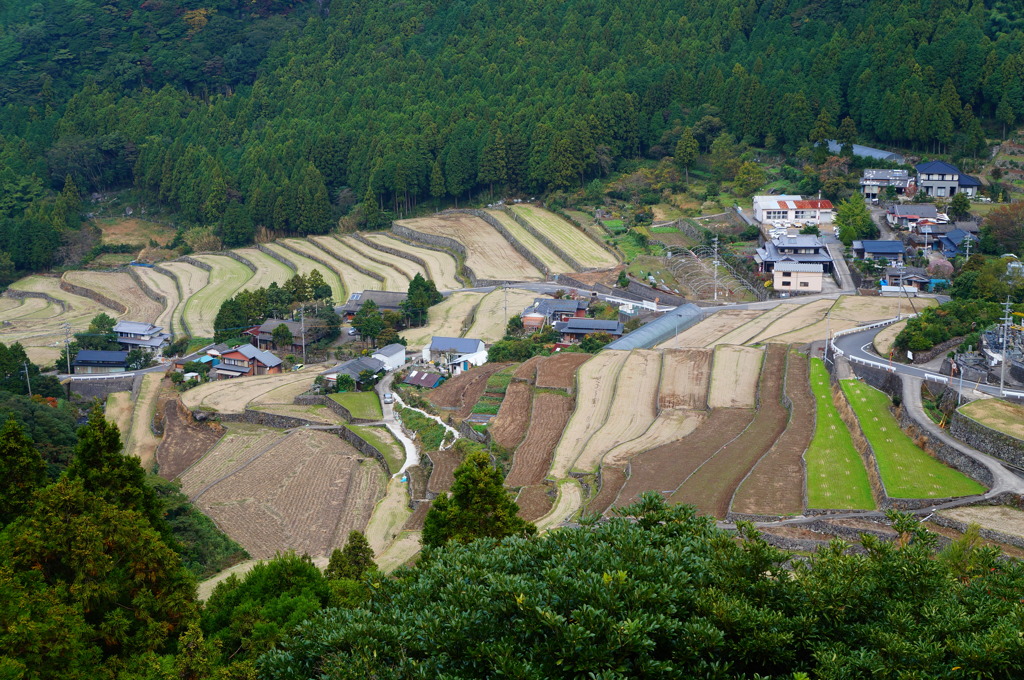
[
  {"left": 348, "top": 328, "right": 358, "bottom": 335},
  {"left": 383, "top": 392, "right": 394, "bottom": 404}
]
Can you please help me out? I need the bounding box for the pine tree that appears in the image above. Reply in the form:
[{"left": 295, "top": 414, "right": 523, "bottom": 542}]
[
  {"left": 324, "top": 531, "right": 376, "bottom": 580},
  {"left": 836, "top": 117, "right": 858, "bottom": 152},
  {"left": 430, "top": 160, "right": 446, "bottom": 205},
  {"left": 0, "top": 418, "right": 47, "bottom": 527},
  {"left": 809, "top": 109, "right": 836, "bottom": 145}
]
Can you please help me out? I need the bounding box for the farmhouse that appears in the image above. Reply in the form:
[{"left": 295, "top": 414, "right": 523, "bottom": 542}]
[
  {"left": 72, "top": 349, "right": 128, "bottom": 374},
  {"left": 210, "top": 343, "right": 283, "bottom": 379},
  {"left": 772, "top": 262, "right": 824, "bottom": 293},
  {"left": 321, "top": 356, "right": 385, "bottom": 387},
  {"left": 859, "top": 169, "right": 913, "bottom": 200},
  {"left": 825, "top": 140, "right": 905, "bottom": 163},
  {"left": 553, "top": 318, "right": 624, "bottom": 344},
  {"left": 521, "top": 298, "right": 588, "bottom": 330},
  {"left": 934, "top": 228, "right": 978, "bottom": 258},
  {"left": 915, "top": 160, "right": 982, "bottom": 198},
  {"left": 114, "top": 320, "right": 171, "bottom": 352},
  {"left": 403, "top": 370, "right": 443, "bottom": 389},
  {"left": 887, "top": 204, "right": 942, "bottom": 229},
  {"left": 752, "top": 195, "right": 834, "bottom": 225},
  {"left": 255, "top": 318, "right": 328, "bottom": 354},
  {"left": 883, "top": 266, "right": 930, "bottom": 290},
  {"left": 852, "top": 240, "right": 906, "bottom": 263},
  {"left": 371, "top": 343, "right": 406, "bottom": 371},
  {"left": 423, "top": 336, "right": 487, "bottom": 374},
  {"left": 338, "top": 290, "right": 407, "bottom": 320},
  {"left": 754, "top": 234, "right": 834, "bottom": 274}
]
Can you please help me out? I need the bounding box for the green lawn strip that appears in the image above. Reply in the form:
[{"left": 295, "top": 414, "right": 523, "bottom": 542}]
[
  {"left": 840, "top": 380, "right": 985, "bottom": 498},
  {"left": 347, "top": 424, "right": 404, "bottom": 474},
  {"left": 805, "top": 359, "right": 875, "bottom": 510},
  {"left": 330, "top": 392, "right": 383, "bottom": 420},
  {"left": 471, "top": 396, "right": 503, "bottom": 415},
  {"left": 485, "top": 368, "right": 515, "bottom": 394}
]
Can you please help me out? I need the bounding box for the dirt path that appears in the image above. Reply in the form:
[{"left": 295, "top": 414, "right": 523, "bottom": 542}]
[
  {"left": 535, "top": 479, "right": 582, "bottom": 532},
  {"left": 106, "top": 391, "right": 134, "bottom": 439},
  {"left": 125, "top": 373, "right": 163, "bottom": 471}
]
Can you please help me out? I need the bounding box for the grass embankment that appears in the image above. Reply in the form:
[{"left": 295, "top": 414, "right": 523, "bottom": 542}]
[
  {"left": 841, "top": 380, "right": 985, "bottom": 499},
  {"left": 805, "top": 359, "right": 875, "bottom": 510},
  {"left": 348, "top": 424, "right": 404, "bottom": 474},
  {"left": 330, "top": 391, "right": 383, "bottom": 420},
  {"left": 395, "top": 406, "right": 450, "bottom": 449}
]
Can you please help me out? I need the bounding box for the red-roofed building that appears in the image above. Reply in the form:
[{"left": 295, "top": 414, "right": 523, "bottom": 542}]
[{"left": 753, "top": 195, "right": 834, "bottom": 225}]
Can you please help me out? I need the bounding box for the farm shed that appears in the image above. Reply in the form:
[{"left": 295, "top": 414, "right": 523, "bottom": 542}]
[
  {"left": 338, "top": 290, "right": 408, "bottom": 320},
  {"left": 605, "top": 303, "right": 704, "bottom": 351},
  {"left": 403, "top": 370, "right": 443, "bottom": 389},
  {"left": 72, "top": 350, "right": 128, "bottom": 374},
  {"left": 372, "top": 343, "right": 406, "bottom": 371}
]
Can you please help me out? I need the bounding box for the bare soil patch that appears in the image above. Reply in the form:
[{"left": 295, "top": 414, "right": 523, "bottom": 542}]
[
  {"left": 427, "top": 363, "right": 512, "bottom": 419},
  {"left": 535, "top": 352, "right": 592, "bottom": 391},
  {"left": 513, "top": 356, "right": 542, "bottom": 382},
  {"left": 157, "top": 399, "right": 225, "bottom": 480},
  {"left": 731, "top": 350, "right": 814, "bottom": 516},
  {"left": 403, "top": 501, "right": 431, "bottom": 530},
  {"left": 656, "top": 309, "right": 762, "bottom": 349},
  {"left": 659, "top": 349, "right": 712, "bottom": 410},
  {"left": 673, "top": 344, "right": 789, "bottom": 518},
  {"left": 708, "top": 345, "right": 763, "bottom": 408},
  {"left": 426, "top": 449, "right": 464, "bottom": 495},
  {"left": 489, "top": 381, "right": 533, "bottom": 450},
  {"left": 613, "top": 408, "right": 754, "bottom": 510},
  {"left": 760, "top": 526, "right": 828, "bottom": 541},
  {"left": 516, "top": 484, "right": 555, "bottom": 521},
  {"left": 505, "top": 392, "right": 574, "bottom": 487},
  {"left": 942, "top": 506, "right": 1024, "bottom": 540},
  {"left": 95, "top": 217, "right": 175, "bottom": 246},
  {"left": 588, "top": 466, "right": 626, "bottom": 516}
]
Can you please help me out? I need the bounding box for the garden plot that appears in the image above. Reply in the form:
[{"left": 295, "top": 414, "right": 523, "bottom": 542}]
[
  {"left": 402, "top": 292, "right": 486, "bottom": 348},
  {"left": 484, "top": 209, "right": 575, "bottom": 273},
  {"left": 189, "top": 429, "right": 384, "bottom": 559},
  {"left": 510, "top": 205, "right": 619, "bottom": 269},
  {"left": 671, "top": 344, "right": 789, "bottom": 518},
  {"left": 426, "top": 449, "right": 464, "bottom": 495},
  {"left": 125, "top": 373, "right": 164, "bottom": 471},
  {"left": 959, "top": 399, "right": 1024, "bottom": 441},
  {"left": 549, "top": 351, "right": 630, "bottom": 478},
  {"left": 181, "top": 368, "right": 320, "bottom": 412},
  {"left": 427, "top": 363, "right": 510, "bottom": 419},
  {"left": 513, "top": 356, "right": 542, "bottom": 383},
  {"left": 535, "top": 352, "right": 592, "bottom": 391},
  {"left": 731, "top": 350, "right": 815, "bottom": 516},
  {"left": 362, "top": 234, "right": 462, "bottom": 290},
  {"left": 587, "top": 466, "right": 626, "bottom": 516},
  {"left": 268, "top": 241, "right": 345, "bottom": 301},
  {"left": 842, "top": 380, "right": 985, "bottom": 498},
  {"left": 708, "top": 345, "right": 763, "bottom": 408},
  {"left": 463, "top": 287, "right": 539, "bottom": 344},
  {"left": 714, "top": 304, "right": 795, "bottom": 346},
  {"left": 94, "top": 217, "right": 175, "bottom": 246},
  {"left": 235, "top": 248, "right": 295, "bottom": 290},
  {"left": 311, "top": 236, "right": 406, "bottom": 291},
  {"left": 489, "top": 382, "right": 533, "bottom": 449},
  {"left": 658, "top": 349, "right": 712, "bottom": 410},
  {"left": 571, "top": 350, "right": 662, "bottom": 474},
  {"left": 63, "top": 270, "right": 164, "bottom": 323},
  {"left": 132, "top": 266, "right": 179, "bottom": 332},
  {"left": 396, "top": 214, "right": 543, "bottom": 281},
  {"left": 307, "top": 237, "right": 383, "bottom": 294},
  {"left": 804, "top": 359, "right": 874, "bottom": 510},
  {"left": 159, "top": 261, "right": 209, "bottom": 335},
  {"left": 505, "top": 392, "right": 575, "bottom": 487},
  {"left": 656, "top": 309, "right": 761, "bottom": 349},
  {"left": 338, "top": 236, "right": 428, "bottom": 282},
  {"left": 183, "top": 255, "right": 253, "bottom": 338}
]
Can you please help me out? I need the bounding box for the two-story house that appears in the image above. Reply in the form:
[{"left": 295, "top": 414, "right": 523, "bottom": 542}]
[
  {"left": 752, "top": 196, "right": 834, "bottom": 225},
  {"left": 256, "top": 318, "right": 329, "bottom": 354},
  {"left": 520, "top": 298, "right": 588, "bottom": 331},
  {"left": 859, "top": 169, "right": 913, "bottom": 200},
  {"left": 754, "top": 234, "right": 834, "bottom": 274},
  {"left": 113, "top": 321, "right": 171, "bottom": 353},
  {"left": 915, "top": 161, "right": 982, "bottom": 198},
  {"left": 211, "top": 343, "right": 283, "bottom": 379}
]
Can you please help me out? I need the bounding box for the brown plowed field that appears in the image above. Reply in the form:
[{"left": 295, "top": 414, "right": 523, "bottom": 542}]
[
  {"left": 156, "top": 399, "right": 225, "bottom": 480},
  {"left": 659, "top": 349, "right": 712, "bottom": 410},
  {"left": 403, "top": 501, "right": 431, "bottom": 530},
  {"left": 488, "top": 382, "right": 533, "bottom": 450},
  {"left": 731, "top": 351, "right": 814, "bottom": 516},
  {"left": 426, "top": 449, "right": 464, "bottom": 495},
  {"left": 588, "top": 466, "right": 626, "bottom": 516},
  {"left": 516, "top": 484, "right": 555, "bottom": 521},
  {"left": 671, "top": 344, "right": 789, "bottom": 518},
  {"left": 603, "top": 411, "right": 704, "bottom": 468},
  {"left": 535, "top": 352, "right": 592, "bottom": 391},
  {"left": 427, "top": 363, "right": 512, "bottom": 418},
  {"left": 613, "top": 408, "right": 755, "bottom": 510},
  {"left": 505, "top": 392, "right": 574, "bottom": 487},
  {"left": 513, "top": 356, "right": 542, "bottom": 382}
]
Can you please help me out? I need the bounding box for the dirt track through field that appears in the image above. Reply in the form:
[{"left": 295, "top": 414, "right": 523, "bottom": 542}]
[
  {"left": 535, "top": 352, "right": 592, "bottom": 391},
  {"left": 464, "top": 288, "right": 540, "bottom": 344},
  {"left": 671, "top": 344, "right": 789, "bottom": 518},
  {"left": 402, "top": 292, "right": 485, "bottom": 348},
  {"left": 364, "top": 234, "right": 462, "bottom": 290},
  {"left": 656, "top": 309, "right": 762, "bottom": 348},
  {"left": 731, "top": 350, "right": 814, "bottom": 516},
  {"left": 659, "top": 349, "right": 712, "bottom": 409},
  {"left": 489, "top": 381, "right": 533, "bottom": 449},
  {"left": 505, "top": 392, "right": 575, "bottom": 487},
  {"left": 708, "top": 345, "right": 763, "bottom": 408}
]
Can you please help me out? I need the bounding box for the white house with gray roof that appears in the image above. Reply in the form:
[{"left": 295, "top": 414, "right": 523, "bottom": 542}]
[
  {"left": 371, "top": 343, "right": 406, "bottom": 371},
  {"left": 114, "top": 321, "right": 171, "bottom": 352},
  {"left": 423, "top": 336, "right": 487, "bottom": 374}
]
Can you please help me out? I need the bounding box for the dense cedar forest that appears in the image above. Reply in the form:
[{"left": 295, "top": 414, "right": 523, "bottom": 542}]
[{"left": 1, "top": 0, "right": 1024, "bottom": 278}]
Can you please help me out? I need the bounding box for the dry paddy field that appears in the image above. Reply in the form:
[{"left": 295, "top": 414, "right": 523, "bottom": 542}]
[
  {"left": 402, "top": 291, "right": 485, "bottom": 348},
  {"left": 307, "top": 236, "right": 404, "bottom": 292},
  {"left": 535, "top": 352, "right": 592, "bottom": 391},
  {"left": 657, "top": 309, "right": 761, "bottom": 349},
  {"left": 184, "top": 428, "right": 384, "bottom": 559},
  {"left": 873, "top": 319, "right": 908, "bottom": 357},
  {"left": 181, "top": 367, "right": 321, "bottom": 413},
  {"left": 396, "top": 214, "right": 543, "bottom": 281},
  {"left": 959, "top": 398, "right": 1024, "bottom": 441},
  {"left": 268, "top": 241, "right": 346, "bottom": 302},
  {"left": 338, "top": 235, "right": 428, "bottom": 283},
  {"left": 63, "top": 270, "right": 164, "bottom": 323},
  {"left": 941, "top": 506, "right": 1024, "bottom": 541},
  {"left": 713, "top": 304, "right": 794, "bottom": 346},
  {"left": 505, "top": 391, "right": 575, "bottom": 488},
  {"left": 235, "top": 248, "right": 295, "bottom": 290},
  {"left": 183, "top": 255, "right": 253, "bottom": 338},
  {"left": 95, "top": 217, "right": 175, "bottom": 246},
  {"left": 124, "top": 372, "right": 163, "bottom": 470},
  {"left": 159, "top": 261, "right": 209, "bottom": 336},
  {"left": 535, "top": 479, "right": 584, "bottom": 531},
  {"left": 708, "top": 345, "right": 763, "bottom": 408},
  {"left": 464, "top": 288, "right": 539, "bottom": 344},
  {"left": 829, "top": 295, "right": 936, "bottom": 323},
  {"left": 549, "top": 350, "right": 630, "bottom": 478},
  {"left": 602, "top": 410, "right": 703, "bottom": 468},
  {"left": 105, "top": 391, "right": 134, "bottom": 439},
  {"left": 489, "top": 381, "right": 532, "bottom": 449},
  {"left": 748, "top": 299, "right": 835, "bottom": 344},
  {"left": 132, "top": 266, "right": 179, "bottom": 332},
  {"left": 362, "top": 234, "right": 462, "bottom": 290},
  {"left": 510, "top": 205, "right": 619, "bottom": 269},
  {"left": 658, "top": 348, "right": 712, "bottom": 410},
  {"left": 484, "top": 209, "right": 575, "bottom": 273}
]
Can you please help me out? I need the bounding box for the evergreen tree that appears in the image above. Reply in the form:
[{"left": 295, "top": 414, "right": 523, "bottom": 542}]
[
  {"left": 272, "top": 323, "right": 294, "bottom": 349},
  {"left": 809, "top": 109, "right": 836, "bottom": 145},
  {"left": 477, "top": 123, "right": 507, "bottom": 197},
  {"left": 217, "top": 201, "right": 255, "bottom": 247},
  {"left": 294, "top": 163, "right": 332, "bottom": 235},
  {"left": 352, "top": 299, "right": 384, "bottom": 345},
  {"left": 836, "top": 116, "right": 858, "bottom": 152},
  {"left": 674, "top": 126, "right": 698, "bottom": 187},
  {"left": 213, "top": 298, "right": 247, "bottom": 342},
  {"left": 835, "top": 195, "right": 875, "bottom": 246},
  {"left": 429, "top": 160, "right": 446, "bottom": 204},
  {"left": 0, "top": 418, "right": 46, "bottom": 527},
  {"left": 324, "top": 531, "right": 376, "bottom": 581}
]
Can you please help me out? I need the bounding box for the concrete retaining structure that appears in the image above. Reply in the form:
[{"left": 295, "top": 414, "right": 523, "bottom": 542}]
[
  {"left": 69, "top": 375, "right": 135, "bottom": 401},
  {"left": 255, "top": 244, "right": 295, "bottom": 271},
  {"left": 2, "top": 288, "right": 67, "bottom": 312}
]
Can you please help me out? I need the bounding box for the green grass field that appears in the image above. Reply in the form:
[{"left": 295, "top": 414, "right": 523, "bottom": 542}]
[
  {"left": 331, "top": 391, "right": 383, "bottom": 420},
  {"left": 348, "top": 424, "right": 404, "bottom": 473},
  {"left": 841, "top": 380, "right": 986, "bottom": 499},
  {"left": 805, "top": 359, "right": 875, "bottom": 510}
]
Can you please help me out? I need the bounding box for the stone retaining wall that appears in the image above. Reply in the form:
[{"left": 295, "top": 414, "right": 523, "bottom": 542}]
[
  {"left": 255, "top": 244, "right": 295, "bottom": 271},
  {"left": 391, "top": 222, "right": 489, "bottom": 285},
  {"left": 930, "top": 512, "right": 1024, "bottom": 552},
  {"left": 213, "top": 408, "right": 342, "bottom": 430},
  {"left": 277, "top": 239, "right": 385, "bottom": 286},
  {"left": 178, "top": 255, "right": 212, "bottom": 272},
  {"left": 351, "top": 231, "right": 430, "bottom": 270},
  {"left": 338, "top": 426, "right": 391, "bottom": 477},
  {"left": 125, "top": 267, "right": 168, "bottom": 307},
  {"left": 221, "top": 250, "right": 257, "bottom": 272},
  {"left": 899, "top": 336, "right": 963, "bottom": 365},
  {"left": 59, "top": 277, "right": 126, "bottom": 314},
  {"left": 548, "top": 206, "right": 621, "bottom": 262},
  {"left": 386, "top": 229, "right": 472, "bottom": 287},
  {"left": 495, "top": 206, "right": 587, "bottom": 272},
  {"left": 2, "top": 288, "right": 67, "bottom": 311},
  {"left": 151, "top": 264, "right": 187, "bottom": 337},
  {"left": 445, "top": 209, "right": 550, "bottom": 276},
  {"left": 950, "top": 410, "right": 1024, "bottom": 469}
]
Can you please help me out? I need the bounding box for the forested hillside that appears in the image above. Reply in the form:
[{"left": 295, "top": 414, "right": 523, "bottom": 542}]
[{"left": 2, "top": 0, "right": 1023, "bottom": 277}]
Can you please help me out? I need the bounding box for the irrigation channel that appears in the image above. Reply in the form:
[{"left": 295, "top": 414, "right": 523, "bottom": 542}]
[{"left": 390, "top": 391, "right": 460, "bottom": 477}]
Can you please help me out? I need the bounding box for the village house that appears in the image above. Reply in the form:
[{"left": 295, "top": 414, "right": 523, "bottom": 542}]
[
  {"left": 371, "top": 343, "right": 406, "bottom": 371},
  {"left": 752, "top": 195, "right": 834, "bottom": 225},
  {"left": 852, "top": 240, "right": 907, "bottom": 264},
  {"left": 402, "top": 370, "right": 444, "bottom": 389},
  {"left": 113, "top": 320, "right": 171, "bottom": 353},
  {"left": 915, "top": 160, "right": 982, "bottom": 198},
  {"left": 883, "top": 266, "right": 930, "bottom": 291},
  {"left": 521, "top": 298, "right": 588, "bottom": 330},
  {"left": 887, "top": 203, "right": 943, "bottom": 230},
  {"left": 72, "top": 349, "right": 128, "bottom": 374},
  {"left": 338, "top": 290, "right": 408, "bottom": 321},
  {"left": 772, "top": 262, "right": 824, "bottom": 294},
  {"left": 552, "top": 318, "right": 624, "bottom": 344},
  {"left": 210, "top": 343, "right": 283, "bottom": 380},
  {"left": 910, "top": 221, "right": 979, "bottom": 249},
  {"left": 321, "top": 356, "right": 386, "bottom": 387},
  {"left": 934, "top": 228, "right": 978, "bottom": 258},
  {"left": 423, "top": 337, "right": 487, "bottom": 374},
  {"left": 255, "top": 318, "right": 328, "bottom": 354},
  {"left": 754, "top": 234, "right": 834, "bottom": 274},
  {"left": 859, "top": 169, "right": 914, "bottom": 200}
]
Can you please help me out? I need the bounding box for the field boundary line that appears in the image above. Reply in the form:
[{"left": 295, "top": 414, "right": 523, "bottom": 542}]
[
  {"left": 500, "top": 205, "right": 587, "bottom": 272},
  {"left": 585, "top": 350, "right": 662, "bottom": 475},
  {"left": 256, "top": 242, "right": 297, "bottom": 271},
  {"left": 221, "top": 250, "right": 258, "bottom": 273},
  {"left": 190, "top": 431, "right": 295, "bottom": 503},
  {"left": 338, "top": 236, "right": 418, "bottom": 283},
  {"left": 351, "top": 232, "right": 430, "bottom": 270},
  {"left": 446, "top": 209, "right": 553, "bottom": 276},
  {"left": 59, "top": 274, "right": 126, "bottom": 314},
  {"left": 304, "top": 237, "right": 384, "bottom": 285},
  {"left": 386, "top": 228, "right": 473, "bottom": 288}
]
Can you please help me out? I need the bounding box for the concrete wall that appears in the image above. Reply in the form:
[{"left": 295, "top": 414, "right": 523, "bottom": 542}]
[{"left": 69, "top": 376, "right": 135, "bottom": 401}]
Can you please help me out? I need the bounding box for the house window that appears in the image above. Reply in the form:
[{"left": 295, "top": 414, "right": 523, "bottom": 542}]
[
  {"left": 937, "top": 187, "right": 946, "bottom": 197},
  {"left": 799, "top": 282, "right": 809, "bottom": 287},
  {"left": 765, "top": 210, "right": 788, "bottom": 220},
  {"left": 781, "top": 281, "right": 791, "bottom": 286},
  {"left": 794, "top": 210, "right": 809, "bottom": 220},
  {"left": 782, "top": 272, "right": 792, "bottom": 277}
]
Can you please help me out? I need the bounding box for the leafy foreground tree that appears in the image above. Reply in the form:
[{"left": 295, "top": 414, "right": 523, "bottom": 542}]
[
  {"left": 422, "top": 447, "right": 536, "bottom": 548},
  {"left": 262, "top": 495, "right": 1024, "bottom": 679}
]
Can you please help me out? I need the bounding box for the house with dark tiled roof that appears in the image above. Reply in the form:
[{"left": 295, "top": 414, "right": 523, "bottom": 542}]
[
  {"left": 887, "top": 203, "right": 941, "bottom": 229},
  {"left": 916, "top": 161, "right": 982, "bottom": 198},
  {"left": 321, "top": 356, "right": 386, "bottom": 386},
  {"left": 860, "top": 169, "right": 914, "bottom": 200},
  {"left": 114, "top": 321, "right": 171, "bottom": 352},
  {"left": 852, "top": 240, "right": 907, "bottom": 264},
  {"left": 72, "top": 350, "right": 128, "bottom": 374},
  {"left": 754, "top": 234, "right": 834, "bottom": 274},
  {"left": 934, "top": 228, "right": 978, "bottom": 258},
  {"left": 552, "top": 318, "right": 624, "bottom": 344},
  {"left": 521, "top": 298, "right": 587, "bottom": 330},
  {"left": 338, "top": 290, "right": 408, "bottom": 320}
]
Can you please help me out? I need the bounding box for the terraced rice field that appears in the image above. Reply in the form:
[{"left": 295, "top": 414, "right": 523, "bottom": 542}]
[
  {"left": 488, "top": 381, "right": 532, "bottom": 449},
  {"left": 505, "top": 392, "right": 575, "bottom": 487},
  {"left": 364, "top": 477, "right": 413, "bottom": 555},
  {"left": 484, "top": 209, "right": 575, "bottom": 273},
  {"left": 463, "top": 287, "right": 540, "bottom": 344},
  {"left": 159, "top": 261, "right": 209, "bottom": 336},
  {"left": 396, "top": 214, "right": 543, "bottom": 281},
  {"left": 267, "top": 241, "right": 345, "bottom": 301},
  {"left": 602, "top": 410, "right": 703, "bottom": 468},
  {"left": 748, "top": 299, "right": 835, "bottom": 344},
  {"left": 549, "top": 350, "right": 630, "bottom": 477},
  {"left": 402, "top": 291, "right": 486, "bottom": 348},
  {"left": 338, "top": 235, "right": 428, "bottom": 282},
  {"left": 534, "top": 479, "right": 583, "bottom": 531},
  {"left": 235, "top": 248, "right": 295, "bottom": 290},
  {"left": 804, "top": 359, "right": 875, "bottom": 510},
  {"left": 959, "top": 398, "right": 1024, "bottom": 441},
  {"left": 535, "top": 353, "right": 592, "bottom": 391},
  {"left": 303, "top": 236, "right": 383, "bottom": 295},
  {"left": 829, "top": 295, "right": 936, "bottom": 323},
  {"left": 183, "top": 255, "right": 253, "bottom": 338},
  {"left": 708, "top": 345, "right": 763, "bottom": 408},
  {"left": 132, "top": 266, "right": 179, "bottom": 333},
  {"left": 842, "top": 380, "right": 985, "bottom": 498},
  {"left": 714, "top": 304, "right": 794, "bottom": 345},
  {"left": 309, "top": 236, "right": 406, "bottom": 291},
  {"left": 105, "top": 391, "right": 134, "bottom": 439},
  {"left": 348, "top": 425, "right": 405, "bottom": 474},
  {"left": 656, "top": 309, "right": 761, "bottom": 349},
  {"left": 362, "top": 234, "right": 462, "bottom": 290},
  {"left": 124, "top": 372, "right": 163, "bottom": 471},
  {"left": 510, "top": 205, "right": 619, "bottom": 269},
  {"left": 63, "top": 270, "right": 164, "bottom": 323},
  {"left": 658, "top": 349, "right": 712, "bottom": 409},
  {"left": 181, "top": 367, "right": 321, "bottom": 412}
]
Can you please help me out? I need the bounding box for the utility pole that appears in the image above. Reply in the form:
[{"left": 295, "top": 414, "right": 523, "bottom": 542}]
[
  {"left": 712, "top": 236, "right": 720, "bottom": 303},
  {"left": 300, "top": 307, "right": 307, "bottom": 365},
  {"left": 61, "top": 321, "right": 72, "bottom": 374},
  {"left": 22, "top": 361, "right": 31, "bottom": 397},
  {"left": 503, "top": 282, "right": 508, "bottom": 329},
  {"left": 895, "top": 260, "right": 905, "bottom": 320},
  {"left": 1000, "top": 296, "right": 1012, "bottom": 397},
  {"left": 963, "top": 235, "right": 973, "bottom": 261}
]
